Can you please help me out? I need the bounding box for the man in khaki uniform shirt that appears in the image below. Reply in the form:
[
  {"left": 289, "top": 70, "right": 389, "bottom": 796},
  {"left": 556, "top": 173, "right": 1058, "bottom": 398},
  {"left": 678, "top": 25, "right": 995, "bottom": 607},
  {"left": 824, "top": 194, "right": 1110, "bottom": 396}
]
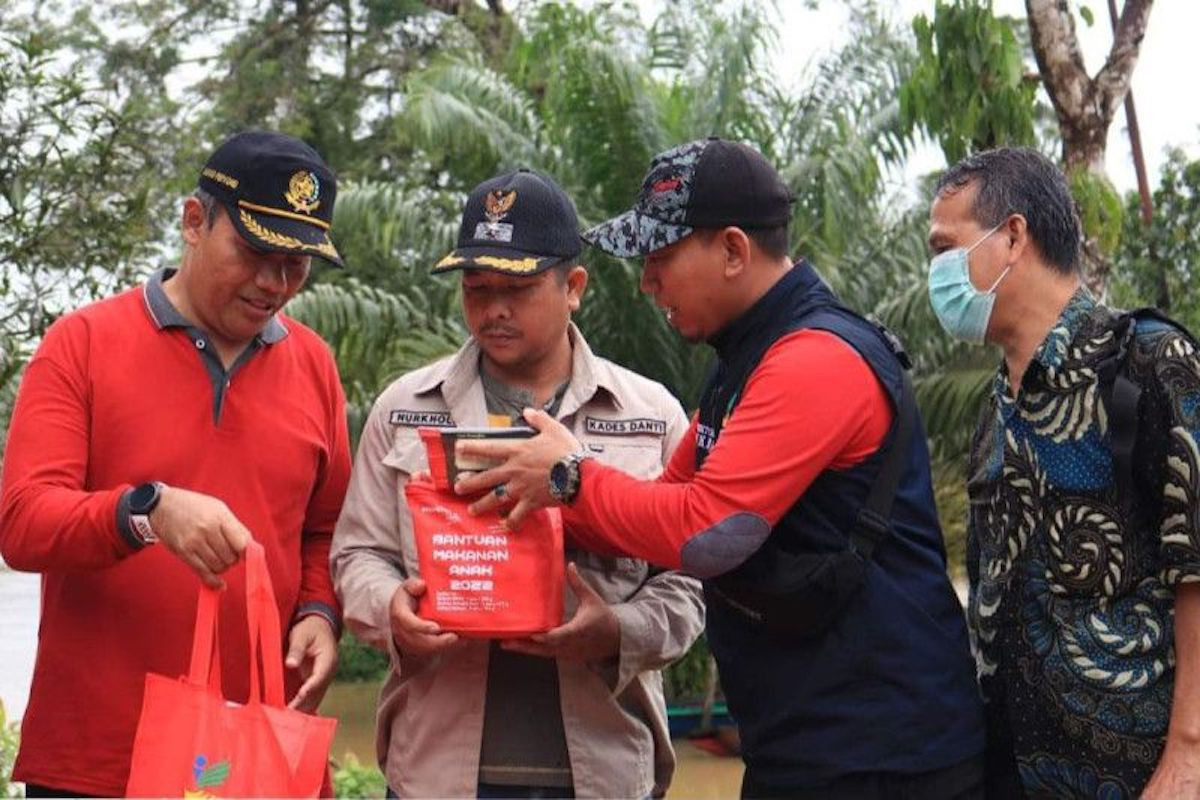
[{"left": 330, "top": 169, "right": 705, "bottom": 798}]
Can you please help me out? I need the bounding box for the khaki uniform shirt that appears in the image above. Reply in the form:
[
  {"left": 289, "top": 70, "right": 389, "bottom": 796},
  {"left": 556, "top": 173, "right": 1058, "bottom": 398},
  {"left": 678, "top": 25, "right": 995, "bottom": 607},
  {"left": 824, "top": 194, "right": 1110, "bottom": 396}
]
[{"left": 331, "top": 325, "right": 706, "bottom": 798}]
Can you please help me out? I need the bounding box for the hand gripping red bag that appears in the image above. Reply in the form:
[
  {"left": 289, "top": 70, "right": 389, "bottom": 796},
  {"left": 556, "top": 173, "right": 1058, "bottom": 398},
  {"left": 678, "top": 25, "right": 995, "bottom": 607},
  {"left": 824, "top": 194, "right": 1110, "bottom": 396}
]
[
  {"left": 405, "top": 477, "right": 565, "bottom": 637},
  {"left": 125, "top": 541, "right": 337, "bottom": 798}
]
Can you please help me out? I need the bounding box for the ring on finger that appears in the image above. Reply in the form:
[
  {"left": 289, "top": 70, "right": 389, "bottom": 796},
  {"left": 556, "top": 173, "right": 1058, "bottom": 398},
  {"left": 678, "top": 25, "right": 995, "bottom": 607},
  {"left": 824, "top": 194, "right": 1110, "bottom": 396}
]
[{"left": 493, "top": 483, "right": 508, "bottom": 499}]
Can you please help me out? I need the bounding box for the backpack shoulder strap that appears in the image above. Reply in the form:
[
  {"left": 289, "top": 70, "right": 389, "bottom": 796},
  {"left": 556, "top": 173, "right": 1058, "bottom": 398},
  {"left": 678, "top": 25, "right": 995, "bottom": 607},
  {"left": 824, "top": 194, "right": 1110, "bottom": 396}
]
[{"left": 1096, "top": 307, "right": 1196, "bottom": 517}]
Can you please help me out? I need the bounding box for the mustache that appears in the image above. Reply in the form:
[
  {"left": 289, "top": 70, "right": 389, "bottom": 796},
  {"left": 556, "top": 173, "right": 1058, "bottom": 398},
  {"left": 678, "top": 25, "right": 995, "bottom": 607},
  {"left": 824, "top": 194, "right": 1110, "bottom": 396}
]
[{"left": 479, "top": 324, "right": 520, "bottom": 337}]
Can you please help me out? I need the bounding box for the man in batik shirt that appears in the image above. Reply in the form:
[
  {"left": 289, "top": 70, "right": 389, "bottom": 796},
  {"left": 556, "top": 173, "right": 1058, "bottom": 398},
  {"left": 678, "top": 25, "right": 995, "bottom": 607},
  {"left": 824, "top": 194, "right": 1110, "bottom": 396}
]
[{"left": 927, "top": 147, "right": 1200, "bottom": 799}]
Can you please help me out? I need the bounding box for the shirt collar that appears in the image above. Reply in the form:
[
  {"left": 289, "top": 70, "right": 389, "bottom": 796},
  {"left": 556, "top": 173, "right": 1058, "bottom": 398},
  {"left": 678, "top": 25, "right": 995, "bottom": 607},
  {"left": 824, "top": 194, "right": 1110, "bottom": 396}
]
[
  {"left": 413, "top": 322, "right": 622, "bottom": 412},
  {"left": 1030, "top": 286, "right": 1096, "bottom": 374},
  {"left": 993, "top": 286, "right": 1097, "bottom": 402},
  {"left": 708, "top": 262, "right": 808, "bottom": 361},
  {"left": 143, "top": 268, "right": 289, "bottom": 344}
]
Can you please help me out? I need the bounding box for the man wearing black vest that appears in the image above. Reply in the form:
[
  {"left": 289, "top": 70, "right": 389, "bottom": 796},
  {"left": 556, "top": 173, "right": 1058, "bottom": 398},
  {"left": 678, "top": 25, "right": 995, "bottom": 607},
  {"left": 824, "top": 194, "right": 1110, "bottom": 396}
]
[{"left": 455, "top": 138, "right": 986, "bottom": 799}]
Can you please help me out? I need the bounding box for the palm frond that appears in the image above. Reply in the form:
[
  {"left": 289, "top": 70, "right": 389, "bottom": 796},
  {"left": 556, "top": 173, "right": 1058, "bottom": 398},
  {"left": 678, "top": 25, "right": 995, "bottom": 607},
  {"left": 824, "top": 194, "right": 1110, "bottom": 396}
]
[
  {"left": 402, "top": 54, "right": 544, "bottom": 181},
  {"left": 289, "top": 278, "right": 465, "bottom": 416},
  {"left": 914, "top": 366, "right": 994, "bottom": 463},
  {"left": 508, "top": 3, "right": 663, "bottom": 215}
]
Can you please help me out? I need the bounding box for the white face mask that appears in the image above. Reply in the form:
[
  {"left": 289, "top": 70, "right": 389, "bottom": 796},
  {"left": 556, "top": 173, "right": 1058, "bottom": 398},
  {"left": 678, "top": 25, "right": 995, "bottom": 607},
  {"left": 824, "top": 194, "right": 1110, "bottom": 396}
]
[{"left": 927, "top": 221, "right": 1010, "bottom": 344}]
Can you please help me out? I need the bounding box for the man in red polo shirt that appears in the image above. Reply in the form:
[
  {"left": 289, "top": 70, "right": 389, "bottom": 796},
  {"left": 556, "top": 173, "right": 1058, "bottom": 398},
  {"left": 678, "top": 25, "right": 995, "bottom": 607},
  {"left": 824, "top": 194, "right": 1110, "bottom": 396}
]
[{"left": 0, "top": 131, "right": 351, "bottom": 797}]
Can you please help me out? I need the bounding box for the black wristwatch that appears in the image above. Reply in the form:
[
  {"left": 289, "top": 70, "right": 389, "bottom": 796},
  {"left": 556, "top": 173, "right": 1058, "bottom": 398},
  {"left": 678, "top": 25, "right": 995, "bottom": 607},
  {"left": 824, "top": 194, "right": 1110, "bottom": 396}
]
[
  {"left": 549, "top": 451, "right": 589, "bottom": 505},
  {"left": 128, "top": 481, "right": 166, "bottom": 545}
]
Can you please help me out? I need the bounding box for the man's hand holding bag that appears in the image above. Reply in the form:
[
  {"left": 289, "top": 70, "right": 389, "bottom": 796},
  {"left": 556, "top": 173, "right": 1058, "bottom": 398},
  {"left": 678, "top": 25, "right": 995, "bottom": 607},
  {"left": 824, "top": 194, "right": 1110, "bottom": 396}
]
[{"left": 125, "top": 541, "right": 337, "bottom": 798}]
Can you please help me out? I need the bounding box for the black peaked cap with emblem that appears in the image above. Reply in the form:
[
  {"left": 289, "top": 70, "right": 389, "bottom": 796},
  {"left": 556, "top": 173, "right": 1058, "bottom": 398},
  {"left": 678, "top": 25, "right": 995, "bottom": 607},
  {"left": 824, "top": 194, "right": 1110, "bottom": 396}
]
[
  {"left": 198, "top": 130, "right": 344, "bottom": 268},
  {"left": 432, "top": 169, "right": 582, "bottom": 276},
  {"left": 583, "top": 137, "right": 794, "bottom": 258}
]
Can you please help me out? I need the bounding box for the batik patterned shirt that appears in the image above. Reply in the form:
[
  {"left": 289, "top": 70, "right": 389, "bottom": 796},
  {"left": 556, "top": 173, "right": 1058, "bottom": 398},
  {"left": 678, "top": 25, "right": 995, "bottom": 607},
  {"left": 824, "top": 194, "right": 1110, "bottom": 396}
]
[{"left": 966, "top": 289, "right": 1200, "bottom": 798}]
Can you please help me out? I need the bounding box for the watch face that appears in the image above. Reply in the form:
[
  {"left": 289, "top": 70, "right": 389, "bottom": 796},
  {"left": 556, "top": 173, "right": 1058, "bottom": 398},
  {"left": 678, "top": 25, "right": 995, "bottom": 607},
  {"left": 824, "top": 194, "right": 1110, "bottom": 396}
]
[
  {"left": 128, "top": 482, "right": 161, "bottom": 515},
  {"left": 550, "top": 462, "right": 570, "bottom": 496}
]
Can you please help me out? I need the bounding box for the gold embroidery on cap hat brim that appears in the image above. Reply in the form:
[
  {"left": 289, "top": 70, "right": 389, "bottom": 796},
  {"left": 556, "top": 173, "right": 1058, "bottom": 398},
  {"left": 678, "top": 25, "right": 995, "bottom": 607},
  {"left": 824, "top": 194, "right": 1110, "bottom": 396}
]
[
  {"left": 238, "top": 200, "right": 331, "bottom": 230},
  {"left": 202, "top": 168, "right": 239, "bottom": 189},
  {"left": 239, "top": 210, "right": 340, "bottom": 261},
  {"left": 434, "top": 254, "right": 542, "bottom": 273}
]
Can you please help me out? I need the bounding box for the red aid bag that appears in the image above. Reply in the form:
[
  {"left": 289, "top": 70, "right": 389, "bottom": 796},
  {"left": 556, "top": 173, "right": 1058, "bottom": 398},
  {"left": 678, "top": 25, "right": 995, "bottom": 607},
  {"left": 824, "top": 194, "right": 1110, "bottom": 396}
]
[
  {"left": 125, "top": 541, "right": 337, "bottom": 798},
  {"left": 405, "top": 477, "right": 564, "bottom": 637}
]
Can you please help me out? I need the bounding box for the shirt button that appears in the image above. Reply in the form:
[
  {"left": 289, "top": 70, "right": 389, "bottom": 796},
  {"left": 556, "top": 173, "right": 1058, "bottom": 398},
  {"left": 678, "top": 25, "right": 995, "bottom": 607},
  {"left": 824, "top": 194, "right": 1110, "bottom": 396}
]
[{"left": 194, "top": 339, "right": 206, "bottom": 350}]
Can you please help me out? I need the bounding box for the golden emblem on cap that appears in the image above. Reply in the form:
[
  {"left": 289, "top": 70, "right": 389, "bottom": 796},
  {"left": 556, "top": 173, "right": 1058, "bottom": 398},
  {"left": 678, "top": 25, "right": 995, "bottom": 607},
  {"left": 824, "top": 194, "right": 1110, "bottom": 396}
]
[
  {"left": 284, "top": 170, "right": 321, "bottom": 214},
  {"left": 484, "top": 189, "right": 516, "bottom": 223}
]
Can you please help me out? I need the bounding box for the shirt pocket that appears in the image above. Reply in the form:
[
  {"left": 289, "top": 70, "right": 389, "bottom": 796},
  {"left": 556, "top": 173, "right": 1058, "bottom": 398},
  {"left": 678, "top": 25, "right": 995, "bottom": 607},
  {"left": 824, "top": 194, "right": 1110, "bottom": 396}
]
[
  {"left": 382, "top": 434, "right": 429, "bottom": 476},
  {"left": 585, "top": 439, "right": 666, "bottom": 480}
]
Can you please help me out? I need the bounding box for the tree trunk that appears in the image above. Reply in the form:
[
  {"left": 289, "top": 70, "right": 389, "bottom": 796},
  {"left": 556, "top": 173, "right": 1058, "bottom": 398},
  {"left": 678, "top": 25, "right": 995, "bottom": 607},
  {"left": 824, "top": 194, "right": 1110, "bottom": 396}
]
[{"left": 1025, "top": 0, "right": 1153, "bottom": 296}]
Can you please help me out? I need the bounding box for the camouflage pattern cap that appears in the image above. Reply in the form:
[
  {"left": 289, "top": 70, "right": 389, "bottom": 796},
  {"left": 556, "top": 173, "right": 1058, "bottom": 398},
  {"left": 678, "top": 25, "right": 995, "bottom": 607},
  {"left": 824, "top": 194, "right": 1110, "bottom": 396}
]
[{"left": 583, "top": 137, "right": 793, "bottom": 258}]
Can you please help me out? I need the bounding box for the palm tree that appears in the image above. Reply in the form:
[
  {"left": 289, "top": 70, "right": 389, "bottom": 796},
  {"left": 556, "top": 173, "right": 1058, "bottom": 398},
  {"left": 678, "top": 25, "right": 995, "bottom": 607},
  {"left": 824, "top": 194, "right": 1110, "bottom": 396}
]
[
  {"left": 284, "top": 0, "right": 990, "bottom": 709},
  {"left": 300, "top": 2, "right": 942, "bottom": 412}
]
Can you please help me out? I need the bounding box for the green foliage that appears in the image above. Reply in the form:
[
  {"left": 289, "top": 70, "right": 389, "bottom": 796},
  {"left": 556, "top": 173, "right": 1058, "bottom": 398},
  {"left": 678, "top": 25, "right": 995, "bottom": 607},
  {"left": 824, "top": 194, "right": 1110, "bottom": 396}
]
[
  {"left": 134, "top": 0, "right": 459, "bottom": 179},
  {"left": 507, "top": 2, "right": 661, "bottom": 209},
  {"left": 1069, "top": 167, "right": 1124, "bottom": 258},
  {"left": 780, "top": 6, "right": 918, "bottom": 268},
  {"left": 663, "top": 636, "right": 715, "bottom": 706},
  {"left": 331, "top": 753, "right": 387, "bottom": 799},
  {"left": 933, "top": 464, "right": 971, "bottom": 580},
  {"left": 900, "top": 0, "right": 1039, "bottom": 163},
  {"left": 402, "top": 51, "right": 545, "bottom": 183},
  {"left": 287, "top": 276, "right": 464, "bottom": 443},
  {"left": 335, "top": 631, "right": 391, "bottom": 683},
  {"left": 0, "top": 701, "right": 21, "bottom": 798},
  {"left": 327, "top": 180, "right": 462, "bottom": 299},
  {"left": 0, "top": 23, "right": 175, "bottom": 339},
  {"left": 0, "top": 0, "right": 944, "bottom": 437},
  {"left": 376, "top": 1, "right": 923, "bottom": 408},
  {"left": 0, "top": 7, "right": 184, "bottom": 449},
  {"left": 1111, "top": 150, "right": 1200, "bottom": 331}
]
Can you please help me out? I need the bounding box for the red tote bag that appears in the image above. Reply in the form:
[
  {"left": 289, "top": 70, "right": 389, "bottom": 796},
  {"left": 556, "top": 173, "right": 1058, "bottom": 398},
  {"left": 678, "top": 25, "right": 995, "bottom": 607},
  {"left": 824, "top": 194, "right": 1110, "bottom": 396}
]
[
  {"left": 126, "top": 541, "right": 337, "bottom": 798},
  {"left": 405, "top": 477, "right": 564, "bottom": 637}
]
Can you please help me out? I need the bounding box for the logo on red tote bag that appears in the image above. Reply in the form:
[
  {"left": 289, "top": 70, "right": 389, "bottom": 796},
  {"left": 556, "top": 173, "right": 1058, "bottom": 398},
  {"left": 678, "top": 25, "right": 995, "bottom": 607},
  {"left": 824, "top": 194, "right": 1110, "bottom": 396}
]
[{"left": 183, "top": 754, "right": 231, "bottom": 798}]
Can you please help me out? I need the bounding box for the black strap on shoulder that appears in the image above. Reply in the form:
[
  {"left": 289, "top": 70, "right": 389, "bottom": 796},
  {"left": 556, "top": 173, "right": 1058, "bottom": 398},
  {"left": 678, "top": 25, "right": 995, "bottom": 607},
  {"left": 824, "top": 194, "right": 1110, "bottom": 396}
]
[
  {"left": 849, "top": 366, "right": 916, "bottom": 559},
  {"left": 1095, "top": 307, "right": 1195, "bottom": 518},
  {"left": 1108, "top": 377, "right": 1141, "bottom": 517},
  {"left": 1095, "top": 312, "right": 1143, "bottom": 517}
]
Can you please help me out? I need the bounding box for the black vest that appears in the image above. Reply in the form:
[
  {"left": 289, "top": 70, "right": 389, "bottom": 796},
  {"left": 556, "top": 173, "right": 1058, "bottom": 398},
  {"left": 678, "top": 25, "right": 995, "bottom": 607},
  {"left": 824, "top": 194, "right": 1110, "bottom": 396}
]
[{"left": 697, "top": 262, "right": 984, "bottom": 787}]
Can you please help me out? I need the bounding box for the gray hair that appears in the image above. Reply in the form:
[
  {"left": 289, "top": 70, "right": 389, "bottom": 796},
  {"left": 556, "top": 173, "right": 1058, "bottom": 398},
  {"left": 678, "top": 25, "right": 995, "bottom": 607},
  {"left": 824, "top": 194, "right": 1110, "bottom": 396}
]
[
  {"left": 193, "top": 188, "right": 222, "bottom": 228},
  {"left": 935, "top": 147, "right": 1082, "bottom": 275}
]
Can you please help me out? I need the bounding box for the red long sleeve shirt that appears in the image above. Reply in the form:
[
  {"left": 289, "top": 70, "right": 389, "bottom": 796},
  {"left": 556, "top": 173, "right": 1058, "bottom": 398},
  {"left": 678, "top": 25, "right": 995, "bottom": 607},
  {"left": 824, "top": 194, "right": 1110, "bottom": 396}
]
[
  {"left": 563, "top": 329, "right": 892, "bottom": 575},
  {"left": 0, "top": 279, "right": 350, "bottom": 795}
]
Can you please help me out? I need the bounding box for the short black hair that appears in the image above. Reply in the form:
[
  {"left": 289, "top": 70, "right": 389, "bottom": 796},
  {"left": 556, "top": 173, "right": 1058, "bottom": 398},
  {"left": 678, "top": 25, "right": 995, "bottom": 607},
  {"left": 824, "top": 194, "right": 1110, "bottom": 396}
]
[
  {"left": 193, "top": 188, "right": 221, "bottom": 229},
  {"left": 935, "top": 147, "right": 1081, "bottom": 274},
  {"left": 746, "top": 226, "right": 790, "bottom": 260}
]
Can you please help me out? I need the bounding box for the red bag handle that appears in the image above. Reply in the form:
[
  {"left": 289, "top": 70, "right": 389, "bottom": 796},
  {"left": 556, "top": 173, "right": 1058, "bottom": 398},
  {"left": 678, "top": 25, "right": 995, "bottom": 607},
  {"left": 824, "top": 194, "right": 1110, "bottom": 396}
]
[
  {"left": 186, "top": 540, "right": 286, "bottom": 707},
  {"left": 188, "top": 581, "right": 223, "bottom": 694},
  {"left": 245, "top": 540, "right": 286, "bottom": 706}
]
